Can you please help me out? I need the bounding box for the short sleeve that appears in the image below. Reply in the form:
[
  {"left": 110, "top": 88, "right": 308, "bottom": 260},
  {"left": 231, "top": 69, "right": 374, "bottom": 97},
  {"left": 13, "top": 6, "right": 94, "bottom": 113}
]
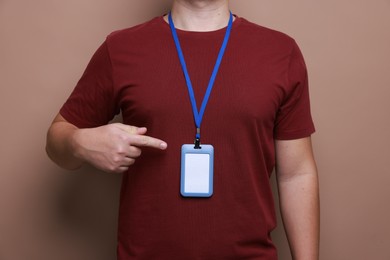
[
  {"left": 274, "top": 41, "right": 315, "bottom": 140},
  {"left": 60, "top": 40, "right": 119, "bottom": 128}
]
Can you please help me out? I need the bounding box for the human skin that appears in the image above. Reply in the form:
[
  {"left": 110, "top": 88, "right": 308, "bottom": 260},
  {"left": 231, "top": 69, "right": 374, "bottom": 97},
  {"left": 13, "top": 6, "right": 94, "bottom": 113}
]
[
  {"left": 275, "top": 137, "right": 320, "bottom": 260},
  {"left": 46, "top": 114, "right": 167, "bottom": 173}
]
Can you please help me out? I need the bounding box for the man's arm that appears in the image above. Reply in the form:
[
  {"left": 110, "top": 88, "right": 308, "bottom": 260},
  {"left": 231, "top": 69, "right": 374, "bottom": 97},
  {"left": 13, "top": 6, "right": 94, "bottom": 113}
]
[
  {"left": 275, "top": 137, "right": 320, "bottom": 260},
  {"left": 46, "top": 113, "right": 167, "bottom": 173}
]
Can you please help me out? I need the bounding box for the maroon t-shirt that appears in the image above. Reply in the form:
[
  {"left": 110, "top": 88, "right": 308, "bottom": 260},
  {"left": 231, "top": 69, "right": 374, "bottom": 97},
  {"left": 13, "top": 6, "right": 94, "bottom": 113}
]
[{"left": 60, "top": 15, "right": 315, "bottom": 260}]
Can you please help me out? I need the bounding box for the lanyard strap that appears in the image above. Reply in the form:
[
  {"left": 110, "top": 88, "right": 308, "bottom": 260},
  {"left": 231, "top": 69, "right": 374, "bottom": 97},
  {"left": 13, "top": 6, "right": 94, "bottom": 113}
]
[{"left": 168, "top": 11, "right": 233, "bottom": 148}]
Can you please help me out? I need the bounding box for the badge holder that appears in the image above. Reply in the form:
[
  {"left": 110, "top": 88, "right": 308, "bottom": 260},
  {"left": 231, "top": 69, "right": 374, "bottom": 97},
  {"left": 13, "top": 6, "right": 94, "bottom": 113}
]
[{"left": 181, "top": 143, "right": 214, "bottom": 197}]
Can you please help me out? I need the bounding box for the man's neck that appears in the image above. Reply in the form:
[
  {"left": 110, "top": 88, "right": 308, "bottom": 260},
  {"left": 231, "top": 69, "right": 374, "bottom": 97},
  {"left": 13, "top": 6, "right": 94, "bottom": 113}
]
[{"left": 165, "top": 0, "right": 231, "bottom": 32}]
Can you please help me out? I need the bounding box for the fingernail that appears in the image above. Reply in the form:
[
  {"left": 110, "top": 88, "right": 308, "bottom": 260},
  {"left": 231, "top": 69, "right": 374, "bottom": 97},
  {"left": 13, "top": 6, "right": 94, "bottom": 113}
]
[{"left": 160, "top": 142, "right": 167, "bottom": 149}]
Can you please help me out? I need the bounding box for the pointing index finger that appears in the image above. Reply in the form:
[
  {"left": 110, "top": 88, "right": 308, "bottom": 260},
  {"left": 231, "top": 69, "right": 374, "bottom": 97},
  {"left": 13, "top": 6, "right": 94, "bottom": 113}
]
[{"left": 129, "top": 135, "right": 168, "bottom": 150}]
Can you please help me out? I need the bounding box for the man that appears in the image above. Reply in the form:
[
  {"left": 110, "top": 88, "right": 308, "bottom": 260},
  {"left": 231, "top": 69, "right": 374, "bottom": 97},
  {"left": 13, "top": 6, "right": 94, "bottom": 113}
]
[{"left": 46, "top": 0, "right": 319, "bottom": 259}]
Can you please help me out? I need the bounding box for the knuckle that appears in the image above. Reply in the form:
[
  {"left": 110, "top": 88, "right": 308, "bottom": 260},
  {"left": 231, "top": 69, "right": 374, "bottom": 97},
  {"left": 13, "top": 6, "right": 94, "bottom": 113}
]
[
  {"left": 112, "top": 155, "right": 122, "bottom": 164},
  {"left": 140, "top": 136, "right": 149, "bottom": 146},
  {"left": 120, "top": 133, "right": 131, "bottom": 142},
  {"left": 115, "top": 145, "right": 127, "bottom": 155}
]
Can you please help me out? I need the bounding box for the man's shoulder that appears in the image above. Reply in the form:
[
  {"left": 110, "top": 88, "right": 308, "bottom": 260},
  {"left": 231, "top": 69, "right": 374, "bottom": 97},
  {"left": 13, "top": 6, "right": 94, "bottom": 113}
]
[{"left": 237, "top": 17, "right": 296, "bottom": 49}]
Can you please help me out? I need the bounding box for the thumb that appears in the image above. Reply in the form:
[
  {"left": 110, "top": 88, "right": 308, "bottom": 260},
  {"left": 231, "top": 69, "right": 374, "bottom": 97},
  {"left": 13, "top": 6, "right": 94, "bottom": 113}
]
[{"left": 115, "top": 124, "right": 147, "bottom": 135}]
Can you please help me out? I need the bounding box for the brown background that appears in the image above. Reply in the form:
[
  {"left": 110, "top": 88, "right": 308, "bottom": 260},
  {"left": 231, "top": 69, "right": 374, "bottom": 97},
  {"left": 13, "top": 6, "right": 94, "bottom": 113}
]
[{"left": 1, "top": 0, "right": 389, "bottom": 259}]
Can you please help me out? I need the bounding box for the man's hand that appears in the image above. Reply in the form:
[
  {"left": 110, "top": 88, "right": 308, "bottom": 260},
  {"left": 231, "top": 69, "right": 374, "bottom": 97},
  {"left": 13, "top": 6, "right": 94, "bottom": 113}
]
[
  {"left": 72, "top": 123, "right": 167, "bottom": 173},
  {"left": 46, "top": 114, "right": 167, "bottom": 173}
]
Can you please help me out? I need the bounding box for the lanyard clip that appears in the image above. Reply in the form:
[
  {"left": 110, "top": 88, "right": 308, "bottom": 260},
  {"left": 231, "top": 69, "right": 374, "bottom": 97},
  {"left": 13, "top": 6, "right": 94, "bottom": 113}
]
[
  {"left": 194, "top": 137, "right": 201, "bottom": 149},
  {"left": 194, "top": 128, "right": 201, "bottom": 149}
]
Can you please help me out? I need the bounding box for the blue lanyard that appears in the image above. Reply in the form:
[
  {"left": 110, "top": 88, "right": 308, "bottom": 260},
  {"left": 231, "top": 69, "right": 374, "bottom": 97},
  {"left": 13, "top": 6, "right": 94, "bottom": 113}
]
[{"left": 168, "top": 11, "right": 233, "bottom": 148}]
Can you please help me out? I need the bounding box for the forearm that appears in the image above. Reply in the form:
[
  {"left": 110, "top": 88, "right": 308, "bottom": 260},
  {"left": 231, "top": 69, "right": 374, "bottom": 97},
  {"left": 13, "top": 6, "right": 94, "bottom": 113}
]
[
  {"left": 278, "top": 170, "right": 320, "bottom": 260},
  {"left": 46, "top": 120, "right": 83, "bottom": 170}
]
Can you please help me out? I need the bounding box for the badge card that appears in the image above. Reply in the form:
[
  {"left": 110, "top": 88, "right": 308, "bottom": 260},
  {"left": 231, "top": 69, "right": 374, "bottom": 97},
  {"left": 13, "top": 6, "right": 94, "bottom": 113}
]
[{"left": 181, "top": 144, "right": 214, "bottom": 197}]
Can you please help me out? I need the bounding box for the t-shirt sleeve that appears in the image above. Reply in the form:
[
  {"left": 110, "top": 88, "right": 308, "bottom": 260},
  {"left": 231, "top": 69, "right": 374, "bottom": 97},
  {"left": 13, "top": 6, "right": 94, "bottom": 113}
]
[
  {"left": 274, "top": 40, "right": 315, "bottom": 140},
  {"left": 59, "top": 40, "right": 119, "bottom": 128}
]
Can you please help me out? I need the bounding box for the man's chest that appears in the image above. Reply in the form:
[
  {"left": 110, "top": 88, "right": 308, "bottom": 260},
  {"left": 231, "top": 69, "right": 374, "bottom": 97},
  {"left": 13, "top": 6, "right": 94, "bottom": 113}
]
[{"left": 115, "top": 50, "right": 287, "bottom": 130}]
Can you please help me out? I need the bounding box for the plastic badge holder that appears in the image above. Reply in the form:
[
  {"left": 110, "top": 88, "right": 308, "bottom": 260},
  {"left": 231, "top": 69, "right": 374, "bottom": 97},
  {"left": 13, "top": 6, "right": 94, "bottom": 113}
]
[{"left": 180, "top": 144, "right": 214, "bottom": 197}]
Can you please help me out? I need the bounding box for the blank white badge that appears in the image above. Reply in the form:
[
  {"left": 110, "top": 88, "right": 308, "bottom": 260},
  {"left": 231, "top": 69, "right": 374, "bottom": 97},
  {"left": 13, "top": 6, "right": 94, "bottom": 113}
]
[{"left": 181, "top": 144, "right": 214, "bottom": 197}]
